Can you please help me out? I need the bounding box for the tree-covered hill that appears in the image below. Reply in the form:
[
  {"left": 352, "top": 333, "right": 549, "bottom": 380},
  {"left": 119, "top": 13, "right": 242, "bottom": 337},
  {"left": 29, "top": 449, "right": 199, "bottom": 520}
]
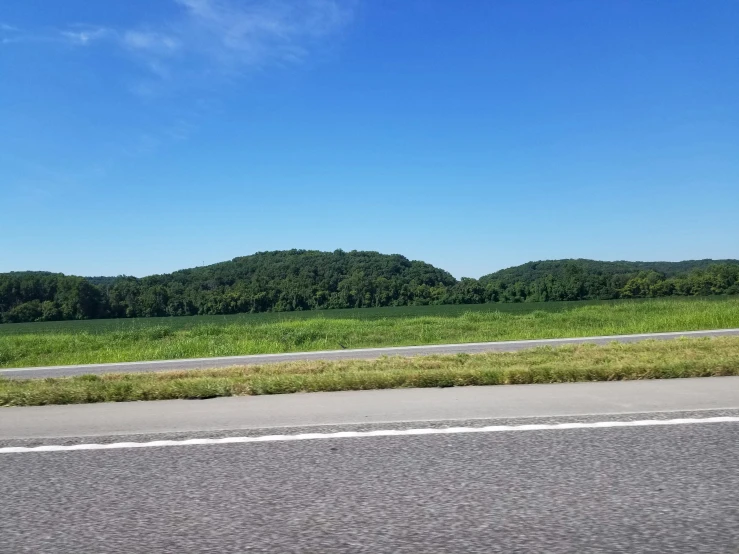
[
  {"left": 481, "top": 259, "right": 739, "bottom": 282},
  {"left": 1, "top": 250, "right": 457, "bottom": 322},
  {"left": 86, "top": 276, "right": 128, "bottom": 288},
  {"left": 103, "top": 249, "right": 457, "bottom": 317},
  {"left": 477, "top": 259, "right": 739, "bottom": 302},
  {"left": 1, "top": 252, "right": 738, "bottom": 323}
]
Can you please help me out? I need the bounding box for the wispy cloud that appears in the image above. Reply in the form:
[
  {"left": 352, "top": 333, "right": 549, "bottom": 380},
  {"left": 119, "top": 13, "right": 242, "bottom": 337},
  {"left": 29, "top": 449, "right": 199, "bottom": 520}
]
[
  {"left": 4, "top": 1, "right": 355, "bottom": 81},
  {"left": 167, "top": 0, "right": 356, "bottom": 69},
  {"left": 1, "top": 22, "right": 30, "bottom": 44},
  {"left": 1, "top": 23, "right": 112, "bottom": 46},
  {"left": 60, "top": 26, "right": 114, "bottom": 46},
  {"left": 2, "top": 1, "right": 356, "bottom": 156},
  {"left": 123, "top": 31, "right": 181, "bottom": 54}
]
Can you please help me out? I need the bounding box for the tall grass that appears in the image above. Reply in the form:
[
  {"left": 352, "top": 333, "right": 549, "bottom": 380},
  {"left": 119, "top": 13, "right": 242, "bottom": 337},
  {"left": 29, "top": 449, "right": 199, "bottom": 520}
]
[
  {"left": 0, "top": 299, "right": 626, "bottom": 336},
  {"left": 2, "top": 337, "right": 738, "bottom": 406},
  {"left": 1, "top": 297, "right": 738, "bottom": 368}
]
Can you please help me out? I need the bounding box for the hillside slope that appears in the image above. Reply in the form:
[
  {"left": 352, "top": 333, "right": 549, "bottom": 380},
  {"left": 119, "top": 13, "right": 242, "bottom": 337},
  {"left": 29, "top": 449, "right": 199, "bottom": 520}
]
[
  {"left": 480, "top": 259, "right": 739, "bottom": 282},
  {"left": 477, "top": 259, "right": 739, "bottom": 302},
  {"left": 1, "top": 250, "right": 457, "bottom": 321},
  {"left": 1, "top": 253, "right": 738, "bottom": 323}
]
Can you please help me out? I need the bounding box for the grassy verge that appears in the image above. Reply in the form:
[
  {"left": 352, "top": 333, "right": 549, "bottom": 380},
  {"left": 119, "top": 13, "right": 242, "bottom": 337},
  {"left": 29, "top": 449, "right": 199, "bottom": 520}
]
[
  {"left": 2, "top": 337, "right": 738, "bottom": 407},
  {"left": 1, "top": 297, "right": 739, "bottom": 368}
]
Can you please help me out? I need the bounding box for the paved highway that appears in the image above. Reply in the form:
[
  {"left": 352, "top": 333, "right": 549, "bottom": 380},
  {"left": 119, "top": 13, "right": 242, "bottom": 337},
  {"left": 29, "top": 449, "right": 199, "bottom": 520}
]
[
  {"left": 2, "top": 378, "right": 739, "bottom": 552},
  {"left": 2, "top": 327, "right": 738, "bottom": 379}
]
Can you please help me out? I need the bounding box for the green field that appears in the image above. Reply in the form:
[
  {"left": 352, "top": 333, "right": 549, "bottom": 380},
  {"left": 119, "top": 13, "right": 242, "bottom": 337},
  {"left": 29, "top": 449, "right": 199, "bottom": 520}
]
[
  {"left": 2, "top": 336, "right": 738, "bottom": 406},
  {"left": 0, "top": 299, "right": 622, "bottom": 336},
  {"left": 1, "top": 296, "right": 738, "bottom": 369}
]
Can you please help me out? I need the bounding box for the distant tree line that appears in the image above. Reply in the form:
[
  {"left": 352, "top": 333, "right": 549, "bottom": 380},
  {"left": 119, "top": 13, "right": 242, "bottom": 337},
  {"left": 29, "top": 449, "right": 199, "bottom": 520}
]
[{"left": 1, "top": 250, "right": 738, "bottom": 323}]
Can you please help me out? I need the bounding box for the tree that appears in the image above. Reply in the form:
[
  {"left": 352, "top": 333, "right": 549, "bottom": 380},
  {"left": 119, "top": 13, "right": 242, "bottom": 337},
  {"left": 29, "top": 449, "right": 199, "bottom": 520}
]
[
  {"left": 4, "top": 300, "right": 43, "bottom": 323},
  {"left": 1, "top": 255, "right": 738, "bottom": 324}
]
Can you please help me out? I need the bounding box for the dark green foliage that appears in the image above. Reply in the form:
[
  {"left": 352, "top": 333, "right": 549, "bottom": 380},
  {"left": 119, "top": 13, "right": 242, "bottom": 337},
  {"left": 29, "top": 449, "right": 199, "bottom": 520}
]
[
  {"left": 477, "top": 259, "right": 739, "bottom": 303},
  {"left": 1, "top": 252, "right": 738, "bottom": 323},
  {"left": 1, "top": 250, "right": 456, "bottom": 322},
  {"left": 0, "top": 271, "right": 106, "bottom": 322}
]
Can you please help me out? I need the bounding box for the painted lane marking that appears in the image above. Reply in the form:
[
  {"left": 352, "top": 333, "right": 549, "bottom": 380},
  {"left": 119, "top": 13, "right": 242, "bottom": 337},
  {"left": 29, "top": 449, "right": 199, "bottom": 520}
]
[{"left": 2, "top": 417, "right": 738, "bottom": 454}]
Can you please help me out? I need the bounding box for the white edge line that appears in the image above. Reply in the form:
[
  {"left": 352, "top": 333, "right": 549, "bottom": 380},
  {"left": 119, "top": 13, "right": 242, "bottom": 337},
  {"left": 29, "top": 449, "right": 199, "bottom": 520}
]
[
  {"left": 2, "top": 328, "right": 739, "bottom": 374},
  {"left": 3, "top": 405, "right": 737, "bottom": 442},
  {"left": 2, "top": 417, "right": 737, "bottom": 454}
]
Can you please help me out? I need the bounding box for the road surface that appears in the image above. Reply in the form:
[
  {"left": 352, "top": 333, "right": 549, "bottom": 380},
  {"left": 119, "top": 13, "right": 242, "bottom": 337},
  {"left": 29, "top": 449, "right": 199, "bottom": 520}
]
[
  {"left": 2, "top": 378, "right": 739, "bottom": 552},
  {"left": 2, "top": 327, "right": 738, "bottom": 379}
]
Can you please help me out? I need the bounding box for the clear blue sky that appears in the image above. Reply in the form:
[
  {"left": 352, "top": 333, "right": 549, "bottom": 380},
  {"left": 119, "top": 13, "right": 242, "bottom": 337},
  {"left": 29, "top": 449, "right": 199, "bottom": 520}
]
[{"left": 1, "top": 0, "right": 737, "bottom": 278}]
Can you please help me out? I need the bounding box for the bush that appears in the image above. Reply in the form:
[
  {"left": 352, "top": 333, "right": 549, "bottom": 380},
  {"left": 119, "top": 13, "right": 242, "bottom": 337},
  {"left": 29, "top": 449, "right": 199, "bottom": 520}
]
[{"left": 3, "top": 301, "right": 43, "bottom": 323}]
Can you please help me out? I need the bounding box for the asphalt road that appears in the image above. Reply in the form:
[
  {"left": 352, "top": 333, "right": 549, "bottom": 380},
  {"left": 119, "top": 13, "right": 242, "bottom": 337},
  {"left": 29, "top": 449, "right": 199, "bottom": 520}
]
[
  {"left": 2, "top": 327, "right": 739, "bottom": 379},
  {"left": 2, "top": 379, "right": 739, "bottom": 553}
]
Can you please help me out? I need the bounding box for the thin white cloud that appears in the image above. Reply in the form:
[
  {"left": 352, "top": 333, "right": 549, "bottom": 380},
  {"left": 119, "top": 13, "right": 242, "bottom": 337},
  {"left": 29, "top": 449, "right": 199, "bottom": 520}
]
[
  {"left": 3, "top": 1, "right": 355, "bottom": 77},
  {"left": 1, "top": 24, "right": 113, "bottom": 46},
  {"left": 1, "top": 23, "right": 32, "bottom": 44},
  {"left": 123, "top": 31, "right": 180, "bottom": 54},
  {"left": 117, "top": 0, "right": 356, "bottom": 98},
  {"left": 3, "top": 0, "right": 356, "bottom": 154},
  {"left": 2, "top": 35, "right": 53, "bottom": 45},
  {"left": 60, "top": 27, "right": 113, "bottom": 46},
  {"left": 133, "top": 0, "right": 356, "bottom": 74}
]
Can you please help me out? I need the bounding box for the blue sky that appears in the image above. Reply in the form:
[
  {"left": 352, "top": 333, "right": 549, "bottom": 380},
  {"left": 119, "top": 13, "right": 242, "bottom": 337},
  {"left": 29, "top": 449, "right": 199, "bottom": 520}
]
[{"left": 1, "top": 0, "right": 737, "bottom": 278}]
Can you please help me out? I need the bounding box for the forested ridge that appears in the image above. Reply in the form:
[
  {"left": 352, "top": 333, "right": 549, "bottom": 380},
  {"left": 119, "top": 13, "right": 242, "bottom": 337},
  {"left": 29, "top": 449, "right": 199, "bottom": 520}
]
[{"left": 1, "top": 250, "right": 738, "bottom": 323}]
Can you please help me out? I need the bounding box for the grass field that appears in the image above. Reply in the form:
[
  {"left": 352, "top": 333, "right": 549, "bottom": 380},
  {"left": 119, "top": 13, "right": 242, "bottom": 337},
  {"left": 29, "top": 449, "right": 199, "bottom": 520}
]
[
  {"left": 2, "top": 337, "right": 738, "bottom": 406},
  {"left": 0, "top": 299, "right": 622, "bottom": 336},
  {"left": 1, "top": 297, "right": 738, "bottom": 369}
]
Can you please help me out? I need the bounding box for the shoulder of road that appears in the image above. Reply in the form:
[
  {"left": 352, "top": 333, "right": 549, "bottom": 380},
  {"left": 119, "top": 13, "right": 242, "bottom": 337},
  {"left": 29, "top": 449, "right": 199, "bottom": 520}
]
[{"left": 2, "top": 377, "right": 738, "bottom": 442}]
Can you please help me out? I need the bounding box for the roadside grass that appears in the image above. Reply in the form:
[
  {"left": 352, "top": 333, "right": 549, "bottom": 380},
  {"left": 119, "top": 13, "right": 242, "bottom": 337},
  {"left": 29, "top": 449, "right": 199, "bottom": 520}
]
[
  {"left": 1, "top": 297, "right": 738, "bottom": 368},
  {"left": 2, "top": 337, "right": 739, "bottom": 407}
]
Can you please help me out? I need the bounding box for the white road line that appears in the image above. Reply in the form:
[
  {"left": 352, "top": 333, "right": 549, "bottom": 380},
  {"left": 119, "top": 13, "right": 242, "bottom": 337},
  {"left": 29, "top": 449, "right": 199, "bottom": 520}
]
[{"left": 2, "top": 417, "right": 738, "bottom": 454}]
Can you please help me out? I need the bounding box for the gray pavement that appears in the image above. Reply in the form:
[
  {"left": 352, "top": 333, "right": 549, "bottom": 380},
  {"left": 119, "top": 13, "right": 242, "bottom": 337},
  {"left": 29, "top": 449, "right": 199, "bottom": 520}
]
[
  {"left": 2, "top": 378, "right": 739, "bottom": 552},
  {"left": 2, "top": 414, "right": 738, "bottom": 552},
  {"left": 2, "top": 327, "right": 739, "bottom": 379},
  {"left": 3, "top": 377, "right": 739, "bottom": 440}
]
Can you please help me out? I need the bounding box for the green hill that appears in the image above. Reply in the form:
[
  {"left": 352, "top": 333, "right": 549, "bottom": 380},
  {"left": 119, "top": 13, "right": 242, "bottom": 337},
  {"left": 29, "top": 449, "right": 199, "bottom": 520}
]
[
  {"left": 481, "top": 259, "right": 739, "bottom": 282},
  {"left": 1, "top": 251, "right": 737, "bottom": 323},
  {"left": 1, "top": 250, "right": 456, "bottom": 322},
  {"left": 477, "top": 259, "right": 739, "bottom": 302}
]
